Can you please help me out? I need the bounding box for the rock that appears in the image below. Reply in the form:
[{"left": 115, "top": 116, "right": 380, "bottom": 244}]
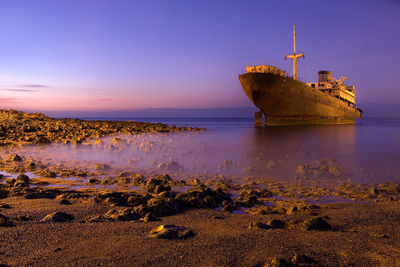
[
  {"left": 16, "top": 174, "right": 30, "bottom": 184},
  {"left": 266, "top": 219, "right": 285, "bottom": 229},
  {"left": 146, "top": 178, "right": 171, "bottom": 194},
  {"left": 154, "top": 174, "right": 172, "bottom": 181},
  {"left": 158, "top": 162, "right": 184, "bottom": 173},
  {"left": 297, "top": 158, "right": 343, "bottom": 178},
  {"left": 59, "top": 198, "right": 71, "bottom": 205},
  {"left": 88, "top": 178, "right": 100, "bottom": 184},
  {"left": 149, "top": 225, "right": 193, "bottom": 239},
  {"left": 287, "top": 216, "right": 331, "bottom": 231},
  {"left": 116, "top": 172, "right": 130, "bottom": 178},
  {"left": 36, "top": 169, "right": 57, "bottom": 178},
  {"left": 94, "top": 192, "right": 127, "bottom": 206},
  {"left": 25, "top": 191, "right": 56, "bottom": 199},
  {"left": 85, "top": 215, "right": 107, "bottom": 223},
  {"left": 126, "top": 194, "right": 147, "bottom": 207},
  {"left": 140, "top": 212, "right": 159, "bottom": 222},
  {"left": 131, "top": 174, "right": 146, "bottom": 185},
  {"left": 0, "top": 213, "right": 14, "bottom": 226},
  {"left": 291, "top": 254, "right": 315, "bottom": 265},
  {"left": 42, "top": 212, "right": 74, "bottom": 222},
  {"left": 95, "top": 163, "right": 111, "bottom": 171},
  {"left": 24, "top": 162, "right": 36, "bottom": 171},
  {"left": 191, "top": 179, "right": 202, "bottom": 186},
  {"left": 146, "top": 197, "right": 180, "bottom": 217},
  {"left": 133, "top": 205, "right": 149, "bottom": 218},
  {"left": 267, "top": 257, "right": 291, "bottom": 267},
  {"left": 0, "top": 190, "right": 9, "bottom": 199},
  {"left": 175, "top": 185, "right": 231, "bottom": 209},
  {"left": 377, "top": 182, "right": 400, "bottom": 195},
  {"left": 221, "top": 203, "right": 234, "bottom": 213},
  {"left": 33, "top": 135, "right": 50, "bottom": 144},
  {"left": 369, "top": 232, "right": 389, "bottom": 238},
  {"left": 164, "top": 161, "right": 184, "bottom": 172},
  {"left": 15, "top": 215, "right": 32, "bottom": 221},
  {"left": 286, "top": 206, "right": 298, "bottom": 215},
  {"left": 5, "top": 179, "right": 15, "bottom": 186},
  {"left": 9, "top": 154, "right": 22, "bottom": 162},
  {"left": 158, "top": 191, "right": 175, "bottom": 198},
  {"left": 13, "top": 180, "right": 28, "bottom": 187},
  {"left": 105, "top": 208, "right": 138, "bottom": 221},
  {"left": 239, "top": 188, "right": 272, "bottom": 207},
  {"left": 248, "top": 221, "right": 268, "bottom": 229}
]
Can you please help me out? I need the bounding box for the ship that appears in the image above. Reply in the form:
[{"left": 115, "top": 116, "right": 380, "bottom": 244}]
[{"left": 239, "top": 25, "right": 362, "bottom": 126}]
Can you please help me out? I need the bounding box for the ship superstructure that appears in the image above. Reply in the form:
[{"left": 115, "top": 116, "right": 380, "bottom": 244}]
[{"left": 239, "top": 25, "right": 362, "bottom": 126}]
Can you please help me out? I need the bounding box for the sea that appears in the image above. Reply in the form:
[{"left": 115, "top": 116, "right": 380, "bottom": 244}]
[{"left": 76, "top": 117, "right": 400, "bottom": 184}]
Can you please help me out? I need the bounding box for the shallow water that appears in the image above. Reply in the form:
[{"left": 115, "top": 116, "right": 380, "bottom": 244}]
[{"left": 1, "top": 117, "right": 400, "bottom": 184}]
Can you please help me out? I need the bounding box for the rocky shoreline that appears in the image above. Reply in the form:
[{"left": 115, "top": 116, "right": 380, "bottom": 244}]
[
  {"left": 0, "top": 154, "right": 399, "bottom": 266},
  {"left": 0, "top": 109, "right": 204, "bottom": 146},
  {"left": 0, "top": 110, "right": 399, "bottom": 266}
]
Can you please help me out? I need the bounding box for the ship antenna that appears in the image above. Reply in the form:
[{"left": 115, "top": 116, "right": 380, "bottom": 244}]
[{"left": 285, "top": 24, "right": 305, "bottom": 80}]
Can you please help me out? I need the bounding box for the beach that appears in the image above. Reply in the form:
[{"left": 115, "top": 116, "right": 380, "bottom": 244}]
[{"left": 0, "top": 110, "right": 400, "bottom": 266}]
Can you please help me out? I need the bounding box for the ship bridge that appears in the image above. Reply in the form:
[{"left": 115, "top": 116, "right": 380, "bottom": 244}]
[{"left": 307, "top": 70, "right": 357, "bottom": 107}]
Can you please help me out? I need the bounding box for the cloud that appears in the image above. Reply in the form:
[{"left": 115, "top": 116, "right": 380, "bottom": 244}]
[
  {"left": 1, "top": 88, "right": 39, "bottom": 92},
  {"left": 18, "top": 84, "right": 49, "bottom": 88},
  {"left": 98, "top": 98, "right": 114, "bottom": 101},
  {"left": 0, "top": 97, "right": 19, "bottom": 103}
]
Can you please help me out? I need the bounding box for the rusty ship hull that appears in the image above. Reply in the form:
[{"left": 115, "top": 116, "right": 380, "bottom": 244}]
[{"left": 239, "top": 72, "right": 362, "bottom": 126}]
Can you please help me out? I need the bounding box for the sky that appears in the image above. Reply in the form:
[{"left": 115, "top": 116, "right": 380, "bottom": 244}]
[{"left": 0, "top": 0, "right": 399, "bottom": 116}]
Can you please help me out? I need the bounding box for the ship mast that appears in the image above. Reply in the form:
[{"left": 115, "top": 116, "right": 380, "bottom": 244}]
[{"left": 285, "top": 24, "right": 304, "bottom": 80}]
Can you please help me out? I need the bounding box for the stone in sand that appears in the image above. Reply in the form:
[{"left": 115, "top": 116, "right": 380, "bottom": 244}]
[
  {"left": 42, "top": 212, "right": 74, "bottom": 222},
  {"left": 25, "top": 191, "right": 56, "bottom": 199},
  {"left": 140, "top": 212, "right": 159, "bottom": 222},
  {"left": 248, "top": 221, "right": 268, "bottom": 229},
  {"left": 0, "top": 213, "right": 14, "bottom": 227},
  {"left": 0, "top": 190, "right": 9, "bottom": 199},
  {"left": 266, "top": 219, "right": 285, "bottom": 229},
  {"left": 149, "top": 225, "right": 193, "bottom": 239},
  {"left": 105, "top": 208, "right": 138, "bottom": 221},
  {"left": 59, "top": 198, "right": 71, "bottom": 205},
  {"left": 267, "top": 257, "right": 291, "bottom": 267},
  {"left": 287, "top": 216, "right": 331, "bottom": 231},
  {"left": 291, "top": 254, "right": 315, "bottom": 265},
  {"left": 9, "top": 154, "right": 22, "bottom": 162}
]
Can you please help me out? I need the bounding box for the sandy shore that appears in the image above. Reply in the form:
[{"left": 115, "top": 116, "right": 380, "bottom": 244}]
[
  {"left": 0, "top": 110, "right": 400, "bottom": 266},
  {"left": 1, "top": 195, "right": 400, "bottom": 266}
]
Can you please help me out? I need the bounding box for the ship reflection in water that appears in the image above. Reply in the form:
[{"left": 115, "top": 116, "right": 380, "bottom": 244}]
[
  {"left": 240, "top": 119, "right": 400, "bottom": 182},
  {"left": 6, "top": 118, "right": 400, "bottom": 184}
]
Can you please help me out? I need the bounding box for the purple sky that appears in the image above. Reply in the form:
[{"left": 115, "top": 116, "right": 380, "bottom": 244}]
[{"left": 0, "top": 0, "right": 399, "bottom": 113}]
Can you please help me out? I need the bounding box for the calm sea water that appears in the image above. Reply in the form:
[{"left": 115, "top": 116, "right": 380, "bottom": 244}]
[{"left": 79, "top": 117, "right": 400, "bottom": 183}]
